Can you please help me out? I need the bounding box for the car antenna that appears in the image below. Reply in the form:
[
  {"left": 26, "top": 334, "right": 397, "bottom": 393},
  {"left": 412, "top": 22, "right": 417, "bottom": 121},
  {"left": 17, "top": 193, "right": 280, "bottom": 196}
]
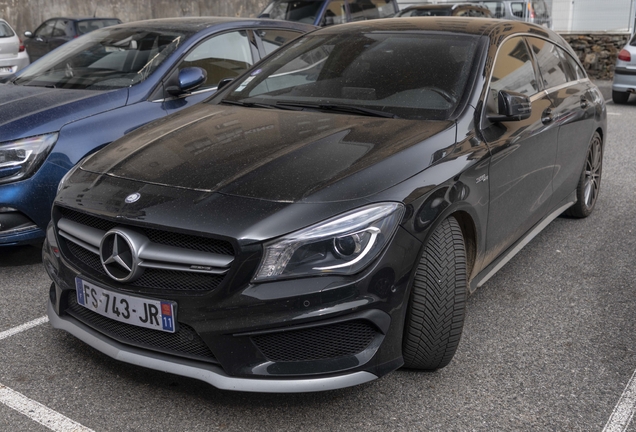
[{"left": 93, "top": 7, "right": 97, "bottom": 18}]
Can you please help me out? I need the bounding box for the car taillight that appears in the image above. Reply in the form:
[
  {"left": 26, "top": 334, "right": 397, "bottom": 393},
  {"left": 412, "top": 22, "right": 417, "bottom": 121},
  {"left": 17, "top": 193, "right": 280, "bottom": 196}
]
[
  {"left": 527, "top": 3, "right": 536, "bottom": 18},
  {"left": 618, "top": 49, "right": 631, "bottom": 62},
  {"left": 18, "top": 39, "right": 25, "bottom": 52}
]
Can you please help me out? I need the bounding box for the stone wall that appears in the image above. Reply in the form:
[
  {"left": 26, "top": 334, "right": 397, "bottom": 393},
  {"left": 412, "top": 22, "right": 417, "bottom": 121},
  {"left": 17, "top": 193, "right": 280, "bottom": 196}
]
[
  {"left": 560, "top": 33, "right": 631, "bottom": 80},
  {"left": 0, "top": 0, "right": 268, "bottom": 37}
]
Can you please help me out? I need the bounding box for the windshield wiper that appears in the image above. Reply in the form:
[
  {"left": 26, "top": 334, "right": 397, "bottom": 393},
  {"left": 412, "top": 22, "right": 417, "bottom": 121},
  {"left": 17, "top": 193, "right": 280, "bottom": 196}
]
[
  {"left": 219, "top": 99, "right": 274, "bottom": 109},
  {"left": 275, "top": 101, "right": 398, "bottom": 119}
]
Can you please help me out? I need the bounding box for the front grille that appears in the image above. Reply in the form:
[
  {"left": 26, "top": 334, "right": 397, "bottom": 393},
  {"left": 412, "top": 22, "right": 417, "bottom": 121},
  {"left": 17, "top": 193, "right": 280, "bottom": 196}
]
[
  {"left": 65, "top": 292, "right": 217, "bottom": 364},
  {"left": 67, "top": 241, "right": 223, "bottom": 291},
  {"left": 59, "top": 207, "right": 234, "bottom": 255},
  {"left": 251, "top": 320, "right": 378, "bottom": 363},
  {"left": 58, "top": 207, "right": 231, "bottom": 292}
]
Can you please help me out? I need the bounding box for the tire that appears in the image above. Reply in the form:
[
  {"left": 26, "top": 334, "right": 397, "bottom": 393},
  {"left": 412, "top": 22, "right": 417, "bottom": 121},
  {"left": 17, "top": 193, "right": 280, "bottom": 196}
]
[
  {"left": 565, "top": 132, "right": 603, "bottom": 218},
  {"left": 612, "top": 90, "right": 629, "bottom": 104},
  {"left": 402, "top": 216, "right": 467, "bottom": 370}
]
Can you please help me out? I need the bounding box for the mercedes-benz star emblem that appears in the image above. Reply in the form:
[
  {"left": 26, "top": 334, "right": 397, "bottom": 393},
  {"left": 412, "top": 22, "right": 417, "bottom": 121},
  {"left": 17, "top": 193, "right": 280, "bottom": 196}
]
[
  {"left": 125, "top": 193, "right": 141, "bottom": 203},
  {"left": 100, "top": 229, "right": 144, "bottom": 282}
]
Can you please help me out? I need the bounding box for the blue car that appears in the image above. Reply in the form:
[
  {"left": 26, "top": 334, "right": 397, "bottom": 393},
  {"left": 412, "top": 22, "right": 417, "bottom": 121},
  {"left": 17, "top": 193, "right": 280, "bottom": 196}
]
[{"left": 0, "top": 17, "right": 314, "bottom": 246}]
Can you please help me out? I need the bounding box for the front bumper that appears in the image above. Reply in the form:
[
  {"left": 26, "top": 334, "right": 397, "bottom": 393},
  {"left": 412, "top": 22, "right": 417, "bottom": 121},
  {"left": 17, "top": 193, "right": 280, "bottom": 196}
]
[
  {"left": 0, "top": 160, "right": 67, "bottom": 247},
  {"left": 47, "top": 300, "right": 378, "bottom": 393},
  {"left": 43, "top": 207, "right": 421, "bottom": 391}
]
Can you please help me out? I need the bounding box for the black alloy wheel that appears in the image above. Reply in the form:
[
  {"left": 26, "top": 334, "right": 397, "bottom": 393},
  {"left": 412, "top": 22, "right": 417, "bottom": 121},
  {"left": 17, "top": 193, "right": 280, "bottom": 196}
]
[
  {"left": 566, "top": 132, "right": 603, "bottom": 218},
  {"left": 402, "top": 216, "right": 467, "bottom": 370}
]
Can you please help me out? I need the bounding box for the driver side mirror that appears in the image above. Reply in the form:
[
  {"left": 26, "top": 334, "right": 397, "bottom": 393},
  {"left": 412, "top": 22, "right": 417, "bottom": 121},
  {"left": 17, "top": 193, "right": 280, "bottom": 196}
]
[
  {"left": 24, "top": 31, "right": 33, "bottom": 38},
  {"left": 487, "top": 90, "right": 531, "bottom": 122},
  {"left": 166, "top": 67, "right": 207, "bottom": 96}
]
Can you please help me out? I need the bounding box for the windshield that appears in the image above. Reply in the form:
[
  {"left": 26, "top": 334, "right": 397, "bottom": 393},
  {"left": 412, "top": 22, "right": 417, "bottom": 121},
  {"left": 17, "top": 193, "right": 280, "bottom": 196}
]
[
  {"left": 14, "top": 26, "right": 186, "bottom": 90},
  {"left": 220, "top": 31, "right": 480, "bottom": 120}
]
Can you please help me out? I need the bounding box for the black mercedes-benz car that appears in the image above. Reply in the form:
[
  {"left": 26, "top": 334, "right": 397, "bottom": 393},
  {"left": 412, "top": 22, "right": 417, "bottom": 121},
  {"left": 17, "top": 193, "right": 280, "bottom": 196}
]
[{"left": 44, "top": 18, "right": 606, "bottom": 393}]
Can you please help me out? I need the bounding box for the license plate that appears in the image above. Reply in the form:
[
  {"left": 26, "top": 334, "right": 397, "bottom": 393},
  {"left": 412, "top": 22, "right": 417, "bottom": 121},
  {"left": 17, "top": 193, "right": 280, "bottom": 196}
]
[
  {"left": 75, "top": 277, "right": 176, "bottom": 333},
  {"left": 0, "top": 66, "right": 15, "bottom": 73}
]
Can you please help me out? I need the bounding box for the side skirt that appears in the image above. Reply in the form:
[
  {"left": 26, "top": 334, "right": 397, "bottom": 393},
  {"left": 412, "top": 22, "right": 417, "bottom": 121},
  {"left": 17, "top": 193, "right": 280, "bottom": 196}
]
[{"left": 469, "top": 192, "right": 576, "bottom": 292}]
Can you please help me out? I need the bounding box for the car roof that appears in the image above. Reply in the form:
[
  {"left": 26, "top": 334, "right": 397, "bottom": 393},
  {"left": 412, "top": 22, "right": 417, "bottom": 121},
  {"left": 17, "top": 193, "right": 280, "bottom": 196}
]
[
  {"left": 110, "top": 17, "right": 317, "bottom": 33},
  {"left": 45, "top": 17, "right": 121, "bottom": 22},
  {"left": 317, "top": 16, "right": 561, "bottom": 44}
]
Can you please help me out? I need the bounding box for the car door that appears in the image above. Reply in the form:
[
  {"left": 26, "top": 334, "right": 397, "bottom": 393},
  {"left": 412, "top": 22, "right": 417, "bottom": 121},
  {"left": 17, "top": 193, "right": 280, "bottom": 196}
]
[
  {"left": 26, "top": 20, "right": 55, "bottom": 61},
  {"left": 481, "top": 36, "right": 559, "bottom": 259},
  {"left": 525, "top": 37, "right": 597, "bottom": 207},
  {"left": 161, "top": 30, "right": 259, "bottom": 115}
]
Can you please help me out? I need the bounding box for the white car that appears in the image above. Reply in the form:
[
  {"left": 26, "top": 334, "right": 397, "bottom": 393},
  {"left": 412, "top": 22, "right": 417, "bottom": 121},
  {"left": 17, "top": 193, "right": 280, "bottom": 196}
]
[
  {"left": 612, "top": 33, "right": 636, "bottom": 104},
  {"left": 0, "top": 19, "right": 29, "bottom": 78}
]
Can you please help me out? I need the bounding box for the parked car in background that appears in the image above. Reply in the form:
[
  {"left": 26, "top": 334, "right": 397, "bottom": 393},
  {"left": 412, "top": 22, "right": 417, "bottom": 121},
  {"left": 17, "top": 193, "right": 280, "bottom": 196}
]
[
  {"left": 23, "top": 17, "right": 122, "bottom": 62},
  {"left": 0, "top": 19, "right": 29, "bottom": 78},
  {"left": 0, "top": 17, "right": 315, "bottom": 247},
  {"left": 612, "top": 33, "right": 636, "bottom": 104},
  {"left": 259, "top": 0, "right": 398, "bottom": 26},
  {"left": 466, "top": 1, "right": 551, "bottom": 27},
  {"left": 395, "top": 3, "right": 491, "bottom": 17},
  {"left": 46, "top": 17, "right": 605, "bottom": 393}
]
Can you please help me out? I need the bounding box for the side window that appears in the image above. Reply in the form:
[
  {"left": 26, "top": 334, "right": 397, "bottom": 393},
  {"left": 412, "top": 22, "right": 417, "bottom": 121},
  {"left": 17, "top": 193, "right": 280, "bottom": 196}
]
[
  {"left": 180, "top": 31, "right": 254, "bottom": 90},
  {"left": 488, "top": 37, "right": 539, "bottom": 114},
  {"left": 52, "top": 20, "right": 68, "bottom": 37},
  {"left": 322, "top": 0, "right": 347, "bottom": 26},
  {"left": 558, "top": 48, "right": 586, "bottom": 80},
  {"left": 35, "top": 21, "right": 55, "bottom": 38},
  {"left": 258, "top": 29, "right": 302, "bottom": 56},
  {"left": 348, "top": 0, "right": 395, "bottom": 21},
  {"left": 526, "top": 37, "right": 569, "bottom": 89},
  {"left": 510, "top": 2, "right": 524, "bottom": 18}
]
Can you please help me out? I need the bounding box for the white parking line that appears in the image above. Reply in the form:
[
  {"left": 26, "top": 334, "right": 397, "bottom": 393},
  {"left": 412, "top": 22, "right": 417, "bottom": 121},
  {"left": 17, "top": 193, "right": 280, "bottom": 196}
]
[
  {"left": 0, "top": 384, "right": 94, "bottom": 432},
  {"left": 0, "top": 316, "right": 48, "bottom": 341},
  {"left": 603, "top": 369, "right": 636, "bottom": 432}
]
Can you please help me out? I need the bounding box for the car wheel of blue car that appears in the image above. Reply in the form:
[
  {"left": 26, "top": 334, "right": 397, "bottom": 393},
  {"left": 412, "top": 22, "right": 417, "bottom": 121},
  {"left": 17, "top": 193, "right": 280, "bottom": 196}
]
[{"left": 402, "top": 216, "right": 467, "bottom": 371}]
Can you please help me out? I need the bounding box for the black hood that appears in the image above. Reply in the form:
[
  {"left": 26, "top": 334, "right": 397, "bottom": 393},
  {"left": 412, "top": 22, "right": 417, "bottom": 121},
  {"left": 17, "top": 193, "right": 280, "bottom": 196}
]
[
  {"left": 0, "top": 84, "right": 127, "bottom": 141},
  {"left": 82, "top": 103, "right": 455, "bottom": 203}
]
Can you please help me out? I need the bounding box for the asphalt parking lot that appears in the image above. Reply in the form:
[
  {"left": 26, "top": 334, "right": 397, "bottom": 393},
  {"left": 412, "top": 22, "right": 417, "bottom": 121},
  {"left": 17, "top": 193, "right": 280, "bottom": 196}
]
[{"left": 1, "top": 87, "right": 635, "bottom": 431}]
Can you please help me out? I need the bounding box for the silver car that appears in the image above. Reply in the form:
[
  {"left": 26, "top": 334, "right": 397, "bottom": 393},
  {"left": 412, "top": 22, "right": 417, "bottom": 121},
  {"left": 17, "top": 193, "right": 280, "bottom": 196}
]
[
  {"left": 466, "top": 1, "right": 551, "bottom": 28},
  {"left": 0, "top": 19, "right": 29, "bottom": 78},
  {"left": 612, "top": 33, "right": 636, "bottom": 104}
]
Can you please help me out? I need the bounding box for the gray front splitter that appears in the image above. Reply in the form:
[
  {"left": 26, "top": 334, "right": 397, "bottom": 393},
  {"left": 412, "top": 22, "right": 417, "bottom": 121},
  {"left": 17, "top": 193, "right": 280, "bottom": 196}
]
[{"left": 47, "top": 300, "right": 378, "bottom": 393}]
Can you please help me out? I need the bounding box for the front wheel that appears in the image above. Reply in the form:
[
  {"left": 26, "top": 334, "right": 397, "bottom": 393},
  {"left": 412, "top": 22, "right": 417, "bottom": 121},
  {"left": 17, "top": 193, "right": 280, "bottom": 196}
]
[
  {"left": 402, "top": 216, "right": 467, "bottom": 370},
  {"left": 565, "top": 132, "right": 603, "bottom": 218}
]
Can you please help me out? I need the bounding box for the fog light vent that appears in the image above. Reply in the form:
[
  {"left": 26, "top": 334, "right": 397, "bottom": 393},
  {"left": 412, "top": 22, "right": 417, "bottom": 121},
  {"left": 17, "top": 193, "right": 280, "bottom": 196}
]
[{"left": 251, "top": 320, "right": 378, "bottom": 362}]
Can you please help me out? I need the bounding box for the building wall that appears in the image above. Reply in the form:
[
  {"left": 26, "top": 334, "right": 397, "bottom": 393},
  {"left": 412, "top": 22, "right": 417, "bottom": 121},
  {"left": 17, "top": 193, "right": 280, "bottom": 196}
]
[
  {"left": 552, "top": 0, "right": 635, "bottom": 32},
  {"left": 0, "top": 0, "right": 269, "bottom": 36}
]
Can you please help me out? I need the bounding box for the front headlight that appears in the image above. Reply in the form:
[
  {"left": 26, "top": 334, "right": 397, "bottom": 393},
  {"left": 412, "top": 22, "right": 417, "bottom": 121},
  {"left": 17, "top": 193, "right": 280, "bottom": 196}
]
[
  {"left": 254, "top": 203, "right": 405, "bottom": 282},
  {"left": 0, "top": 133, "right": 58, "bottom": 185}
]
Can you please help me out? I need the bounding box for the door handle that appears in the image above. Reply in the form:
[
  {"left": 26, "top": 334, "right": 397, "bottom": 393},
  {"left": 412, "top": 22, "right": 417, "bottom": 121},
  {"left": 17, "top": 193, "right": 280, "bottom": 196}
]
[{"left": 541, "top": 108, "right": 553, "bottom": 125}]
